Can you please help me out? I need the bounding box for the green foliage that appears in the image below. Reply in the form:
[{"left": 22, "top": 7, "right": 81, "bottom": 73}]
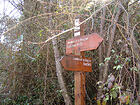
[
  {"left": 130, "top": 66, "right": 138, "bottom": 72},
  {"left": 85, "top": 1, "right": 94, "bottom": 11},
  {"left": 113, "top": 64, "right": 123, "bottom": 70},
  {"left": 97, "top": 99, "right": 101, "bottom": 105},
  {"left": 38, "top": 30, "right": 43, "bottom": 37},
  {"left": 104, "top": 57, "right": 111, "bottom": 62},
  {"left": 110, "top": 83, "right": 120, "bottom": 99},
  {"left": 56, "top": 89, "right": 63, "bottom": 97},
  {"left": 1, "top": 96, "right": 32, "bottom": 105}
]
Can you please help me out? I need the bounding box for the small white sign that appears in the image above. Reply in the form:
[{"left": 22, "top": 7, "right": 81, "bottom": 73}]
[
  {"left": 74, "top": 18, "right": 80, "bottom": 37},
  {"left": 75, "top": 19, "right": 80, "bottom": 26},
  {"left": 74, "top": 26, "right": 80, "bottom": 31},
  {"left": 74, "top": 31, "right": 80, "bottom": 37}
]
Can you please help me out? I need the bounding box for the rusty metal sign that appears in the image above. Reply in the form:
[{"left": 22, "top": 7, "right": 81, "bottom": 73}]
[
  {"left": 66, "top": 33, "right": 103, "bottom": 54},
  {"left": 60, "top": 55, "right": 92, "bottom": 72}
]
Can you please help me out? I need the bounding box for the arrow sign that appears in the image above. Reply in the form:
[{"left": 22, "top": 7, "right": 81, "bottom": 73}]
[
  {"left": 61, "top": 55, "right": 92, "bottom": 72},
  {"left": 66, "top": 33, "right": 103, "bottom": 54}
]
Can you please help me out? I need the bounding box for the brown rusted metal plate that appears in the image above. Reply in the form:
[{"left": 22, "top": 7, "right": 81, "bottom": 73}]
[
  {"left": 60, "top": 55, "right": 92, "bottom": 72},
  {"left": 66, "top": 33, "right": 103, "bottom": 54}
]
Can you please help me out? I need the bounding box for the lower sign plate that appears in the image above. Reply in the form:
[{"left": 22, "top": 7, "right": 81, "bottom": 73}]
[{"left": 60, "top": 55, "right": 92, "bottom": 72}]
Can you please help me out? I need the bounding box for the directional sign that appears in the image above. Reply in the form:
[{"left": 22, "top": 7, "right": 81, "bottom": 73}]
[
  {"left": 60, "top": 55, "right": 92, "bottom": 72},
  {"left": 66, "top": 33, "right": 103, "bottom": 54}
]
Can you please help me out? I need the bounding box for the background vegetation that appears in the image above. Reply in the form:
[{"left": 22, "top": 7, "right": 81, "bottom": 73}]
[{"left": 0, "top": 0, "right": 139, "bottom": 105}]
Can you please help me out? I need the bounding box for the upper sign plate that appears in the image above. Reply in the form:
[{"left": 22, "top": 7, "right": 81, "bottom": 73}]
[{"left": 66, "top": 33, "right": 103, "bottom": 54}]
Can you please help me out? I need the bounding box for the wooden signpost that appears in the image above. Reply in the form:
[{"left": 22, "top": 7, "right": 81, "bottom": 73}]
[{"left": 60, "top": 17, "right": 103, "bottom": 105}]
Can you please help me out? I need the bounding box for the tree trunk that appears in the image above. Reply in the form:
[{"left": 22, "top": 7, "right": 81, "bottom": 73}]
[
  {"left": 131, "top": 34, "right": 140, "bottom": 97},
  {"left": 44, "top": 45, "right": 49, "bottom": 105},
  {"left": 52, "top": 38, "right": 72, "bottom": 105},
  {"left": 97, "top": 7, "right": 106, "bottom": 99},
  {"left": 103, "top": 5, "right": 122, "bottom": 82},
  {"left": 138, "top": 63, "right": 140, "bottom": 96}
]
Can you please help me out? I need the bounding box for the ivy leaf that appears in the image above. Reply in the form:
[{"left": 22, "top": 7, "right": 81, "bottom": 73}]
[
  {"left": 130, "top": 66, "right": 138, "bottom": 71},
  {"left": 126, "top": 96, "right": 130, "bottom": 105},
  {"left": 111, "top": 49, "right": 115, "bottom": 53},
  {"left": 97, "top": 100, "right": 101, "bottom": 105},
  {"left": 113, "top": 65, "right": 123, "bottom": 70},
  {"left": 114, "top": 59, "right": 119, "bottom": 64},
  {"left": 85, "top": 2, "right": 94, "bottom": 11},
  {"left": 113, "top": 66, "right": 116, "bottom": 69},
  {"left": 126, "top": 57, "right": 131, "bottom": 62},
  {"left": 38, "top": 30, "right": 43, "bottom": 37},
  {"left": 99, "top": 63, "right": 104, "bottom": 66},
  {"left": 105, "top": 94, "right": 109, "bottom": 101},
  {"left": 102, "top": 100, "right": 107, "bottom": 105},
  {"left": 104, "top": 57, "right": 111, "bottom": 62},
  {"left": 116, "top": 65, "right": 123, "bottom": 70},
  {"left": 111, "top": 91, "right": 117, "bottom": 99}
]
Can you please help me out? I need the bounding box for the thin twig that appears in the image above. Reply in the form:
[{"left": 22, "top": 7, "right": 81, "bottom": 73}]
[{"left": 28, "top": 1, "right": 114, "bottom": 45}]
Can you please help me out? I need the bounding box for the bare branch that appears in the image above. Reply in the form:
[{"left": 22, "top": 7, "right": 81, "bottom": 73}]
[{"left": 28, "top": 1, "right": 114, "bottom": 45}]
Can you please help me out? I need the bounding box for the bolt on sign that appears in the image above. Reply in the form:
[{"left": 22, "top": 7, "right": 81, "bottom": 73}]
[
  {"left": 61, "top": 55, "right": 92, "bottom": 72},
  {"left": 66, "top": 33, "right": 103, "bottom": 55}
]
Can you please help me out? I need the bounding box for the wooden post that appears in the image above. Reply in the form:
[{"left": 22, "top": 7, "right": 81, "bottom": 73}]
[
  {"left": 74, "top": 18, "right": 86, "bottom": 105},
  {"left": 75, "top": 72, "right": 85, "bottom": 105}
]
